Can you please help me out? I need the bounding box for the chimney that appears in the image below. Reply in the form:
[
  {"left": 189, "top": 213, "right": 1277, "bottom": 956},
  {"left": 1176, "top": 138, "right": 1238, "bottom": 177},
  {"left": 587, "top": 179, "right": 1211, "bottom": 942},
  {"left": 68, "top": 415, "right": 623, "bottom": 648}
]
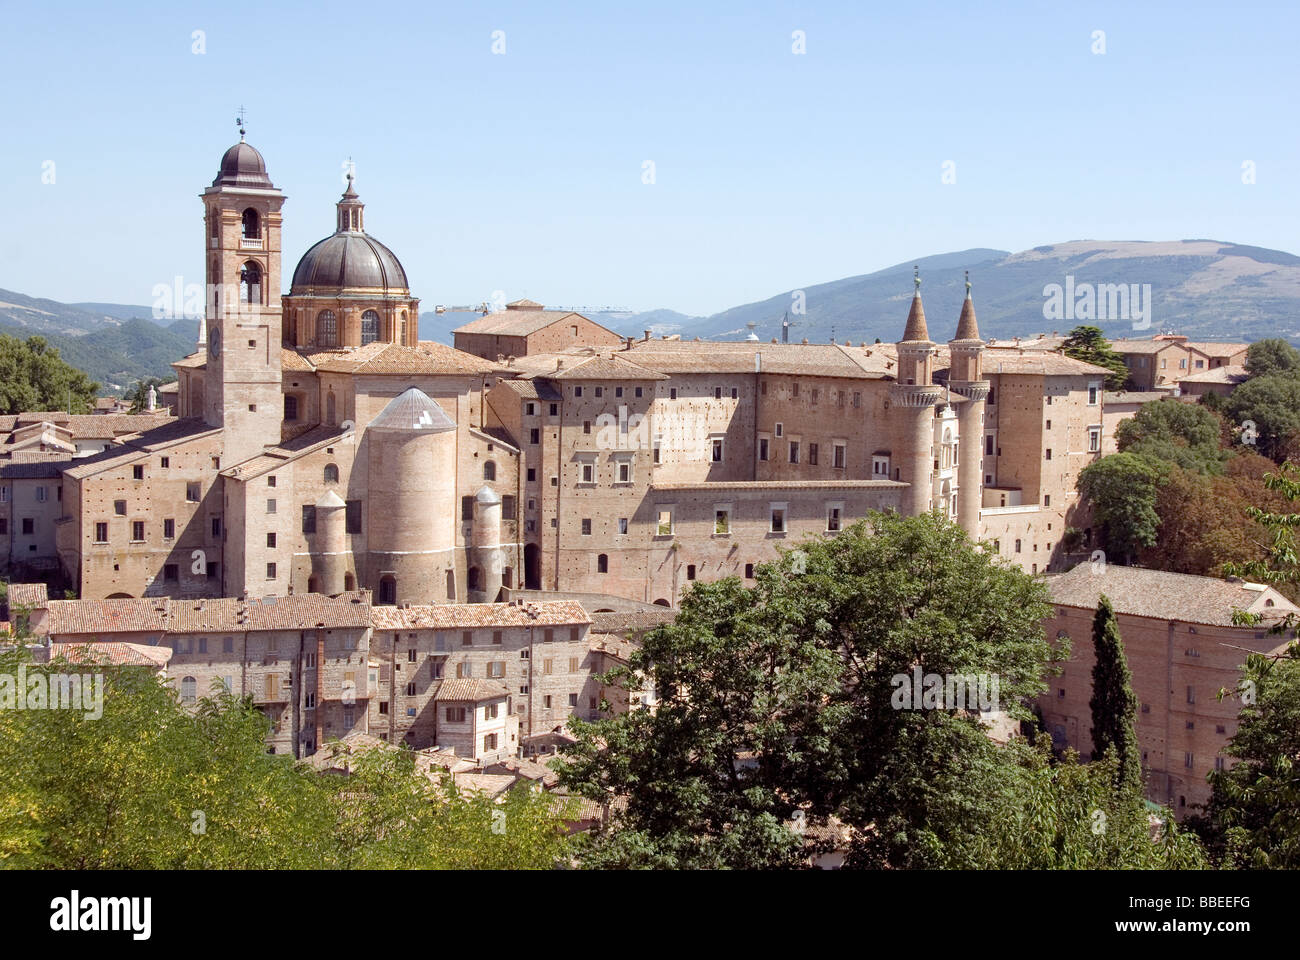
[
  {"left": 555, "top": 359, "right": 564, "bottom": 371},
  {"left": 643, "top": 329, "right": 651, "bottom": 341}
]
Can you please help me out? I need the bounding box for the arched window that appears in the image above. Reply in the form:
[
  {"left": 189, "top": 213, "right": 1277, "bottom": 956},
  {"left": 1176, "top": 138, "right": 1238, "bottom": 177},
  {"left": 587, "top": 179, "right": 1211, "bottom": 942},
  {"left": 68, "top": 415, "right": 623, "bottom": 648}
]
[
  {"left": 241, "top": 208, "right": 261, "bottom": 240},
  {"left": 399, "top": 310, "right": 408, "bottom": 344},
  {"left": 483, "top": 461, "right": 496, "bottom": 481},
  {"left": 360, "top": 309, "right": 380, "bottom": 345},
  {"left": 180, "top": 676, "right": 197, "bottom": 704},
  {"left": 324, "top": 463, "right": 339, "bottom": 484},
  {"left": 597, "top": 554, "right": 608, "bottom": 573},
  {"left": 239, "top": 261, "right": 263, "bottom": 304},
  {"left": 317, "top": 310, "right": 338, "bottom": 347}
]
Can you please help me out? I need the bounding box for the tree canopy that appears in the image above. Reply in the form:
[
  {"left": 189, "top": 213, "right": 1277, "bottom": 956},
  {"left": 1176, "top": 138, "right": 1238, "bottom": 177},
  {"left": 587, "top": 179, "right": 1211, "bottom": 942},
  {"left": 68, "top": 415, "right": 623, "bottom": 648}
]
[
  {"left": 0, "top": 334, "right": 99, "bottom": 415},
  {"left": 1061, "top": 325, "right": 1130, "bottom": 390},
  {"left": 555, "top": 512, "right": 1201, "bottom": 869}
]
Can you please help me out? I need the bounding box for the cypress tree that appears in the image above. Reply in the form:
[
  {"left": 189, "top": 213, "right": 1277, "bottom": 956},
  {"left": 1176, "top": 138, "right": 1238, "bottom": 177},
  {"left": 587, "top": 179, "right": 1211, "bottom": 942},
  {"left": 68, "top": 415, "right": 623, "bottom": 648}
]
[{"left": 1089, "top": 594, "right": 1143, "bottom": 795}]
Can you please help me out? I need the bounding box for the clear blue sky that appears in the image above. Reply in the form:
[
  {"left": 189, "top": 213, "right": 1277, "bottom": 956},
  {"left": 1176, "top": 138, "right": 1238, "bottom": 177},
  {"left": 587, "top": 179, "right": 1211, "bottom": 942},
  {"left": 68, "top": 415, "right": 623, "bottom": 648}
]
[{"left": 3, "top": 0, "right": 1297, "bottom": 316}]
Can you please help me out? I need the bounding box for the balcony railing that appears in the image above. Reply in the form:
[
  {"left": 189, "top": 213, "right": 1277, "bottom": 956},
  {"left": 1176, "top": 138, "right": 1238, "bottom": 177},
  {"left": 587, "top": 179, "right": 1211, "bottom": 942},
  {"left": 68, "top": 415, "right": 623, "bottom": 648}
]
[{"left": 240, "top": 236, "right": 264, "bottom": 250}]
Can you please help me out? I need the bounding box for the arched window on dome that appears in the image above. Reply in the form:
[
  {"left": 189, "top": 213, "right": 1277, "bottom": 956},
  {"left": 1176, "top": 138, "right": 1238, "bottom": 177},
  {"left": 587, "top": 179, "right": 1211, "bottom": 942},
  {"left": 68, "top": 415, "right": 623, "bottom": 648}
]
[
  {"left": 239, "top": 261, "right": 263, "bottom": 305},
  {"left": 399, "top": 310, "right": 408, "bottom": 345},
  {"left": 483, "top": 461, "right": 496, "bottom": 481},
  {"left": 324, "top": 463, "right": 339, "bottom": 484},
  {"left": 241, "top": 208, "right": 261, "bottom": 241},
  {"left": 317, "top": 310, "right": 338, "bottom": 347},
  {"left": 361, "top": 310, "right": 380, "bottom": 346}
]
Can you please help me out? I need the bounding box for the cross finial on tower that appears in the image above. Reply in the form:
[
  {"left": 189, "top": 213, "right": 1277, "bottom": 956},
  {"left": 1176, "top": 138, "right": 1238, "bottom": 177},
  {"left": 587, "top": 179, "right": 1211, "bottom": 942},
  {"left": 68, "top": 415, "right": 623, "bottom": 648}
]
[
  {"left": 236, "top": 106, "right": 247, "bottom": 141},
  {"left": 914, "top": 265, "right": 921, "bottom": 295}
]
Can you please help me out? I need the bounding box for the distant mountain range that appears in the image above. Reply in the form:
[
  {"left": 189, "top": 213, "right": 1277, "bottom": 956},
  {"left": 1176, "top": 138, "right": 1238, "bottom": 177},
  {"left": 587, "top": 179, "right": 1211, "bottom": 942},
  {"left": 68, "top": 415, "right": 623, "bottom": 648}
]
[
  {"left": 595, "top": 240, "right": 1300, "bottom": 346},
  {"left": 0, "top": 289, "right": 196, "bottom": 393},
  {"left": 5, "top": 239, "right": 1297, "bottom": 391}
]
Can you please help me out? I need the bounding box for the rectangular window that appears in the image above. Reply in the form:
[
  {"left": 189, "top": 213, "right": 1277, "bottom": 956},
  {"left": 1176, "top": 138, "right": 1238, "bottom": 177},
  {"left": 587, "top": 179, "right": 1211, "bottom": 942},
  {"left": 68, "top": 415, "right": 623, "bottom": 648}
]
[
  {"left": 714, "top": 508, "right": 730, "bottom": 535},
  {"left": 1088, "top": 385, "right": 1099, "bottom": 405},
  {"left": 301, "top": 505, "right": 316, "bottom": 533},
  {"left": 827, "top": 505, "right": 842, "bottom": 532},
  {"left": 266, "top": 532, "right": 276, "bottom": 548},
  {"left": 492, "top": 630, "right": 502, "bottom": 645},
  {"left": 758, "top": 437, "right": 769, "bottom": 461},
  {"left": 446, "top": 707, "right": 466, "bottom": 723},
  {"left": 131, "top": 520, "right": 144, "bottom": 541},
  {"left": 833, "top": 443, "right": 846, "bottom": 469},
  {"left": 487, "top": 661, "right": 504, "bottom": 678},
  {"left": 502, "top": 495, "right": 516, "bottom": 520},
  {"left": 656, "top": 508, "right": 674, "bottom": 536},
  {"left": 581, "top": 462, "right": 594, "bottom": 483},
  {"left": 526, "top": 467, "right": 536, "bottom": 482},
  {"left": 789, "top": 441, "right": 800, "bottom": 464},
  {"left": 582, "top": 518, "right": 592, "bottom": 535},
  {"left": 345, "top": 500, "right": 362, "bottom": 534},
  {"left": 163, "top": 518, "right": 175, "bottom": 539},
  {"left": 266, "top": 562, "right": 276, "bottom": 579},
  {"left": 114, "top": 500, "right": 127, "bottom": 516},
  {"left": 462, "top": 496, "right": 474, "bottom": 521},
  {"left": 770, "top": 504, "right": 786, "bottom": 533},
  {"left": 618, "top": 517, "right": 628, "bottom": 534},
  {"left": 711, "top": 438, "right": 724, "bottom": 462},
  {"left": 485, "top": 703, "right": 499, "bottom": 719},
  {"left": 132, "top": 464, "right": 144, "bottom": 480},
  {"left": 1088, "top": 427, "right": 1101, "bottom": 452},
  {"left": 808, "top": 442, "right": 818, "bottom": 465},
  {"left": 164, "top": 563, "right": 178, "bottom": 582},
  {"left": 617, "top": 461, "right": 631, "bottom": 483},
  {"left": 462, "top": 631, "right": 473, "bottom": 647},
  {"left": 529, "top": 428, "right": 540, "bottom": 444},
  {"left": 1045, "top": 449, "right": 1052, "bottom": 461}
]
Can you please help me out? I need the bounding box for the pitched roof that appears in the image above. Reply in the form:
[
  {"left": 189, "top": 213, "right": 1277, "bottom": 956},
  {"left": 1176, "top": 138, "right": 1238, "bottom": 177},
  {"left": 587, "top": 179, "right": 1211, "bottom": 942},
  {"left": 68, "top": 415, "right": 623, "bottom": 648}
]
[
  {"left": 1108, "top": 339, "right": 1184, "bottom": 355},
  {"left": 453, "top": 309, "right": 596, "bottom": 338},
  {"left": 371, "top": 600, "right": 592, "bottom": 630},
  {"left": 1185, "top": 342, "right": 1249, "bottom": 359},
  {"left": 492, "top": 378, "right": 563, "bottom": 401},
  {"left": 1179, "top": 364, "right": 1249, "bottom": 385},
  {"left": 44, "top": 598, "right": 170, "bottom": 635},
  {"left": 42, "top": 592, "right": 373, "bottom": 637},
  {"left": 62, "top": 419, "right": 221, "bottom": 480},
  {"left": 304, "top": 341, "right": 497, "bottom": 376},
  {"left": 623, "top": 340, "right": 895, "bottom": 379},
  {"left": 1047, "top": 563, "right": 1298, "bottom": 627},
  {"left": 590, "top": 609, "right": 673, "bottom": 635},
  {"left": 546, "top": 353, "right": 668, "bottom": 381},
  {"left": 48, "top": 642, "right": 172, "bottom": 669},
  {"left": 6, "top": 583, "right": 49, "bottom": 610},
  {"left": 434, "top": 678, "right": 509, "bottom": 702},
  {"left": 982, "top": 350, "right": 1112, "bottom": 377}
]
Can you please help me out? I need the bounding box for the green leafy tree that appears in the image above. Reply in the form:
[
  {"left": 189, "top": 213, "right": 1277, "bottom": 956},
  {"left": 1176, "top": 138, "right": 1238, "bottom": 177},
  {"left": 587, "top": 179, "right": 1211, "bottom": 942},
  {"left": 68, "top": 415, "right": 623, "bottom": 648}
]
[
  {"left": 1088, "top": 596, "right": 1142, "bottom": 796},
  {"left": 1244, "top": 338, "right": 1300, "bottom": 380},
  {"left": 0, "top": 335, "right": 99, "bottom": 414},
  {"left": 1199, "top": 654, "right": 1300, "bottom": 868},
  {"left": 1224, "top": 375, "right": 1300, "bottom": 462},
  {"left": 1061, "top": 325, "right": 1130, "bottom": 390},
  {"left": 557, "top": 513, "right": 1062, "bottom": 869},
  {"left": 978, "top": 737, "right": 1204, "bottom": 869},
  {"left": 0, "top": 637, "right": 571, "bottom": 869},
  {"left": 1077, "top": 453, "right": 1165, "bottom": 563},
  {"left": 1115, "top": 399, "right": 1229, "bottom": 474}
]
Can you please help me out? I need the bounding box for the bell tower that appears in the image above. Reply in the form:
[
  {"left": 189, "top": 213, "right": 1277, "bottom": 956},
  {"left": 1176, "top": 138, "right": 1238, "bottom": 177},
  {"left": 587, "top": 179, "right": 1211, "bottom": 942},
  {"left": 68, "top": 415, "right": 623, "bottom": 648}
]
[{"left": 201, "top": 114, "right": 285, "bottom": 466}]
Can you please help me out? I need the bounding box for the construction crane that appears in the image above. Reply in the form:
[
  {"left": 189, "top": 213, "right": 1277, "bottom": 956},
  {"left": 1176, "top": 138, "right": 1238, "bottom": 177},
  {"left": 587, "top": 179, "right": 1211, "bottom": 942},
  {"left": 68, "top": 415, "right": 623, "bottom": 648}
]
[{"left": 433, "top": 302, "right": 493, "bottom": 315}]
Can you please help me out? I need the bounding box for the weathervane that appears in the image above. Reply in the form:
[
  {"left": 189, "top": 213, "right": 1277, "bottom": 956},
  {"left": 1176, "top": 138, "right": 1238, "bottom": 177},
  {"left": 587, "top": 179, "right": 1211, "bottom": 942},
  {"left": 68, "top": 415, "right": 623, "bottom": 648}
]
[
  {"left": 236, "top": 106, "right": 247, "bottom": 141},
  {"left": 965, "top": 269, "right": 971, "bottom": 297},
  {"left": 914, "top": 265, "right": 921, "bottom": 295}
]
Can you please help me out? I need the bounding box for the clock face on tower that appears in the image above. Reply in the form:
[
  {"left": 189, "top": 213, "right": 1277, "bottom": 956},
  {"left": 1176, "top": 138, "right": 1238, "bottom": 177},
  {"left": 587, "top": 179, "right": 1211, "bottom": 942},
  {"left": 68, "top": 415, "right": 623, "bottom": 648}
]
[{"left": 208, "top": 327, "right": 221, "bottom": 359}]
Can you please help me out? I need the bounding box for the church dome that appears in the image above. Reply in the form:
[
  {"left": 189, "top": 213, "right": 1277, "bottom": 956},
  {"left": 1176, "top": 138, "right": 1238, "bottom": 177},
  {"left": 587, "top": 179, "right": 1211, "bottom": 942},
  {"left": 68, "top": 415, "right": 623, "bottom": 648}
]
[
  {"left": 289, "top": 174, "right": 409, "bottom": 295},
  {"left": 212, "top": 141, "right": 274, "bottom": 189},
  {"left": 290, "top": 232, "right": 409, "bottom": 294}
]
